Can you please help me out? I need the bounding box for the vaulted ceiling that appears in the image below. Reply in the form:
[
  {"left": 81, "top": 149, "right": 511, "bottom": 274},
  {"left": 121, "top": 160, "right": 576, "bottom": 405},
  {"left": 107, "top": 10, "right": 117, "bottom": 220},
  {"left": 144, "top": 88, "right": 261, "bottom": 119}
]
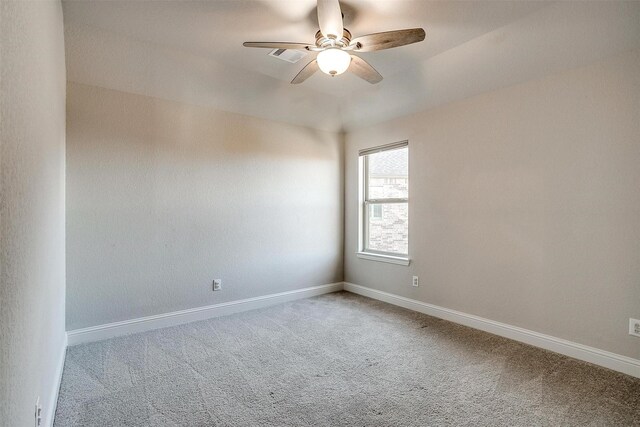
[{"left": 63, "top": 0, "right": 640, "bottom": 131}]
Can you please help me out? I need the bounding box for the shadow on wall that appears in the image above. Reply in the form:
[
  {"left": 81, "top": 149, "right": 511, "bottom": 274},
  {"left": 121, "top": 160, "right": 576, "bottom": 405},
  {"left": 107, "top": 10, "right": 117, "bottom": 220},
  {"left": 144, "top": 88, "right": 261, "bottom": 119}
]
[{"left": 67, "top": 82, "right": 339, "bottom": 162}]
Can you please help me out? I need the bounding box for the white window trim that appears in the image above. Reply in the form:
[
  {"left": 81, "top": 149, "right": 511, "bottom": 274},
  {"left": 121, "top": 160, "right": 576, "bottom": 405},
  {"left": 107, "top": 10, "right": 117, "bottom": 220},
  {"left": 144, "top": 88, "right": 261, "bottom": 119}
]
[
  {"left": 356, "top": 251, "right": 410, "bottom": 266},
  {"left": 358, "top": 141, "right": 410, "bottom": 265}
]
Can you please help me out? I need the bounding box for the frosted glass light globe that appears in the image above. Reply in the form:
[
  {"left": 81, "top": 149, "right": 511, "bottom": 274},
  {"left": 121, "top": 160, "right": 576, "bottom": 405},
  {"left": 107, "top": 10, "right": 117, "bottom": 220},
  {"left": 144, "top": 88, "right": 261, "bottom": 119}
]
[{"left": 317, "top": 48, "right": 351, "bottom": 76}]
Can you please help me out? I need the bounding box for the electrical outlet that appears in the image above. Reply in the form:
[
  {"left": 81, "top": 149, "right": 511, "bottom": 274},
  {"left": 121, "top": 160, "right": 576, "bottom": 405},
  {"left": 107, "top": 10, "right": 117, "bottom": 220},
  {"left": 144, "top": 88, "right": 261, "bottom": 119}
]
[
  {"left": 213, "top": 279, "right": 222, "bottom": 291},
  {"left": 412, "top": 276, "right": 419, "bottom": 287},
  {"left": 35, "top": 397, "right": 42, "bottom": 427},
  {"left": 630, "top": 318, "right": 640, "bottom": 338}
]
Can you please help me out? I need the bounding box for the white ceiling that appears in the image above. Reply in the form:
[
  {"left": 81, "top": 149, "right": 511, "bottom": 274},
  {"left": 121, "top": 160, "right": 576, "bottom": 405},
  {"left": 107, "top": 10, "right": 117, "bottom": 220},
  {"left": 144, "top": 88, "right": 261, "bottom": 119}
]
[{"left": 63, "top": 0, "right": 640, "bottom": 132}]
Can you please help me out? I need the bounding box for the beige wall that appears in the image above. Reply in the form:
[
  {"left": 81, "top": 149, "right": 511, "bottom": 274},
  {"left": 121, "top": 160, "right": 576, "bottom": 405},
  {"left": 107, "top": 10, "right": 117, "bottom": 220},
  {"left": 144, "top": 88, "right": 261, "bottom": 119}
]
[
  {"left": 66, "top": 83, "right": 343, "bottom": 330},
  {"left": 345, "top": 49, "right": 640, "bottom": 360},
  {"left": 0, "top": 1, "right": 67, "bottom": 425}
]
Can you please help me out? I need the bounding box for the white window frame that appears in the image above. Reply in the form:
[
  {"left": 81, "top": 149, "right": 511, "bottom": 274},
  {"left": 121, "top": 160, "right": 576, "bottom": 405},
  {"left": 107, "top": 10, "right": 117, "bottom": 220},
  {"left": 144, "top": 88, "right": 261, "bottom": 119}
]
[{"left": 357, "top": 141, "right": 410, "bottom": 266}]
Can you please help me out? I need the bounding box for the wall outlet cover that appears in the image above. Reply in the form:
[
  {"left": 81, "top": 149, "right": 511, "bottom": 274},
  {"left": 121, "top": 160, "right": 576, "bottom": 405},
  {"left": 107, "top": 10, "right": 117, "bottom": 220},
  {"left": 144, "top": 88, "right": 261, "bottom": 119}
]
[
  {"left": 630, "top": 318, "right": 640, "bottom": 337},
  {"left": 213, "top": 279, "right": 222, "bottom": 291},
  {"left": 35, "top": 396, "right": 42, "bottom": 427}
]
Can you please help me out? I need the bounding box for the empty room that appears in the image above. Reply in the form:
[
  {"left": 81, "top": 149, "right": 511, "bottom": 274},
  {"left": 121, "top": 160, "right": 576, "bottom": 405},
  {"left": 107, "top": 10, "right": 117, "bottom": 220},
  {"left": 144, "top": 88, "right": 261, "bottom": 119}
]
[{"left": 1, "top": 0, "right": 639, "bottom": 425}]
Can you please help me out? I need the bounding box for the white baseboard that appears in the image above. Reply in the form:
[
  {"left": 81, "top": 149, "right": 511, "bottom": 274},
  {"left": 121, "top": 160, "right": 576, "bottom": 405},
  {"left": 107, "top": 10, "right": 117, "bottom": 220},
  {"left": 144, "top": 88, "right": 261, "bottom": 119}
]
[
  {"left": 65, "top": 280, "right": 639, "bottom": 378},
  {"left": 67, "top": 282, "right": 344, "bottom": 346},
  {"left": 343, "top": 282, "right": 640, "bottom": 379},
  {"left": 46, "top": 333, "right": 67, "bottom": 427}
]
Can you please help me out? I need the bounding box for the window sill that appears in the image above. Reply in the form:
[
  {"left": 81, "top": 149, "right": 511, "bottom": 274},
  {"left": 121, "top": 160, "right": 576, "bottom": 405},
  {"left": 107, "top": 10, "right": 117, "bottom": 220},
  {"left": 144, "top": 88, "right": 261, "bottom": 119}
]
[{"left": 356, "top": 252, "right": 410, "bottom": 266}]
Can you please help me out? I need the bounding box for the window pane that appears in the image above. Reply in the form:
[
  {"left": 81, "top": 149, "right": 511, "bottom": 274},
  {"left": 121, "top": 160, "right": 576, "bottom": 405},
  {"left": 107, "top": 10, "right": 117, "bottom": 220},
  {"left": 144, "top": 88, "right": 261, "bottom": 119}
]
[
  {"left": 372, "top": 204, "right": 382, "bottom": 219},
  {"left": 368, "top": 147, "right": 408, "bottom": 199},
  {"left": 367, "top": 203, "right": 408, "bottom": 255}
]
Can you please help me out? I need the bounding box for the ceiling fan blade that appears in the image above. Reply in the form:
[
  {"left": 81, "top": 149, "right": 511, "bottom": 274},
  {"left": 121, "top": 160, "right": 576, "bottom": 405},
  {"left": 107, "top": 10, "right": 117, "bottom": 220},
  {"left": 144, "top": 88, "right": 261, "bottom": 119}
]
[
  {"left": 243, "top": 42, "right": 312, "bottom": 51},
  {"left": 350, "top": 28, "right": 426, "bottom": 52},
  {"left": 317, "top": 0, "right": 344, "bottom": 39},
  {"left": 349, "top": 55, "right": 382, "bottom": 84},
  {"left": 291, "top": 59, "right": 319, "bottom": 84}
]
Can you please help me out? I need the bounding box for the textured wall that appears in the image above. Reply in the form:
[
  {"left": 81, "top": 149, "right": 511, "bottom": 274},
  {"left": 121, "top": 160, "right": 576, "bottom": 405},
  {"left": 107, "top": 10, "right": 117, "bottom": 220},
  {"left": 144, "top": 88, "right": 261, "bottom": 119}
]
[
  {"left": 0, "top": 1, "right": 67, "bottom": 425},
  {"left": 345, "top": 50, "right": 640, "bottom": 360},
  {"left": 66, "top": 83, "right": 343, "bottom": 330}
]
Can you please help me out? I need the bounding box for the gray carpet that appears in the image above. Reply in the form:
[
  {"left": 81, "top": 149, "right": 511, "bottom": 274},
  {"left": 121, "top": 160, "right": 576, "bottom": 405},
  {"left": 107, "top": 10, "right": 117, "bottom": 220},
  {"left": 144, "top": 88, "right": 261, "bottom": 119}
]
[{"left": 54, "top": 292, "right": 640, "bottom": 426}]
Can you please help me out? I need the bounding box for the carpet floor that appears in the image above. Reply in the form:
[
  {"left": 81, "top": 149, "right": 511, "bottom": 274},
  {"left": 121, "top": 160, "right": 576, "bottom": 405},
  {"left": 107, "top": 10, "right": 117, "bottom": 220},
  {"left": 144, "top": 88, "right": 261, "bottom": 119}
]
[{"left": 54, "top": 292, "right": 640, "bottom": 426}]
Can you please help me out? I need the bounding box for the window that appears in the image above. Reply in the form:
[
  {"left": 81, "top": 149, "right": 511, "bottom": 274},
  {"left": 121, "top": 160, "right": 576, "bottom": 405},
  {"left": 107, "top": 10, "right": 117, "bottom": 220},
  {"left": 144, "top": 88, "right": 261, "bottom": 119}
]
[{"left": 358, "top": 141, "right": 409, "bottom": 265}]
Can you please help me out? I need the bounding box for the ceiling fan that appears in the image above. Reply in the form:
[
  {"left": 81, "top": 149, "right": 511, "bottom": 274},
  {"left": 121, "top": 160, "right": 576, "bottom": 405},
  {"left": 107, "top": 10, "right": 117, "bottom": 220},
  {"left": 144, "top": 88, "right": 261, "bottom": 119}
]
[{"left": 243, "top": 0, "right": 426, "bottom": 84}]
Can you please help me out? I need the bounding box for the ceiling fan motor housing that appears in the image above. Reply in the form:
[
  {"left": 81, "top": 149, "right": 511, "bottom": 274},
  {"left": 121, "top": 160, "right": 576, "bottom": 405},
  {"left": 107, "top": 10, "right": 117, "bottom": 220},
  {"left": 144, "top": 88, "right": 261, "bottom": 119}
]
[{"left": 314, "top": 29, "right": 352, "bottom": 50}]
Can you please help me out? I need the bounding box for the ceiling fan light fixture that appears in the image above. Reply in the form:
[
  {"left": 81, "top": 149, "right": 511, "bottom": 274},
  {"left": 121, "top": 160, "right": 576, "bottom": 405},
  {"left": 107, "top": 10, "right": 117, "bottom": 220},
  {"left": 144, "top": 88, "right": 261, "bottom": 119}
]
[{"left": 316, "top": 48, "right": 351, "bottom": 76}]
